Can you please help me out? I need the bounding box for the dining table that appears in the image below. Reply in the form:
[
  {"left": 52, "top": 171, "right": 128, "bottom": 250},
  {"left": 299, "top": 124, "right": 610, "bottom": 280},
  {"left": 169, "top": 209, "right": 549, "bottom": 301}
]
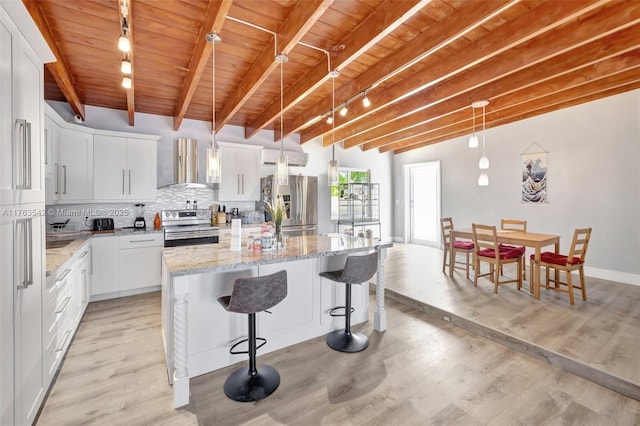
[{"left": 450, "top": 228, "right": 560, "bottom": 300}]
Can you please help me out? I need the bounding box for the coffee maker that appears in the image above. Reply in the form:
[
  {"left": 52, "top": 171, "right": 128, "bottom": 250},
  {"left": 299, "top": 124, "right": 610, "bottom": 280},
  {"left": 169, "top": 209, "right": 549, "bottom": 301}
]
[{"left": 133, "top": 203, "right": 146, "bottom": 230}]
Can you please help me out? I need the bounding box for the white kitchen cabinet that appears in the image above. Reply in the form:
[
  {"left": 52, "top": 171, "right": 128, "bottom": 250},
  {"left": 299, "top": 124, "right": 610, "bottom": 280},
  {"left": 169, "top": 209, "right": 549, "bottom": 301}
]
[
  {"left": 91, "top": 235, "right": 120, "bottom": 298},
  {"left": 0, "top": 213, "right": 45, "bottom": 426},
  {"left": 119, "top": 233, "right": 163, "bottom": 291},
  {"left": 57, "top": 127, "right": 94, "bottom": 202},
  {"left": 1, "top": 4, "right": 52, "bottom": 425},
  {"left": 44, "top": 115, "right": 59, "bottom": 203},
  {"left": 93, "top": 134, "right": 158, "bottom": 202},
  {"left": 218, "top": 142, "right": 262, "bottom": 201},
  {"left": 91, "top": 233, "right": 163, "bottom": 301},
  {"left": 0, "top": 9, "right": 46, "bottom": 206}
]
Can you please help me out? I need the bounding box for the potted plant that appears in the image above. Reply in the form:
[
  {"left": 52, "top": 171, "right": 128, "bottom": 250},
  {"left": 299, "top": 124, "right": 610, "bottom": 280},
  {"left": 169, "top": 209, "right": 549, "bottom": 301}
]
[{"left": 264, "top": 196, "right": 289, "bottom": 241}]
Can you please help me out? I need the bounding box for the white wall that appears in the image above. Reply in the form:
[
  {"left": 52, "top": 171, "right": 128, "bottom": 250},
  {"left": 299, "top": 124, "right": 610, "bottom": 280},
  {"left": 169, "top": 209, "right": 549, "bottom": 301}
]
[
  {"left": 393, "top": 90, "right": 640, "bottom": 285},
  {"left": 47, "top": 101, "right": 394, "bottom": 238}
]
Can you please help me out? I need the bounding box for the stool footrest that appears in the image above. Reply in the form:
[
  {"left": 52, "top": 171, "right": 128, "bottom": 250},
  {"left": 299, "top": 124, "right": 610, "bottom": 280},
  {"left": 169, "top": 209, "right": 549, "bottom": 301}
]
[
  {"left": 329, "top": 306, "right": 355, "bottom": 317},
  {"left": 229, "top": 337, "right": 267, "bottom": 355}
]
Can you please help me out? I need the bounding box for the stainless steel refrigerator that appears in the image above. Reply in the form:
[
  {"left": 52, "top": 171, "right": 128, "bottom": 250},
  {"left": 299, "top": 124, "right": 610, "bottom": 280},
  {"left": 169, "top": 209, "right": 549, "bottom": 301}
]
[{"left": 261, "top": 175, "right": 318, "bottom": 236}]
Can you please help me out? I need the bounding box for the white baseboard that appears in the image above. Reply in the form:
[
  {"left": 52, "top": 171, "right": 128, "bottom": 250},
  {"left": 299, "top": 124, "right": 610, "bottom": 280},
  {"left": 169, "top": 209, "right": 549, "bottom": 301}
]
[
  {"left": 583, "top": 266, "right": 640, "bottom": 287},
  {"left": 90, "top": 285, "right": 160, "bottom": 302}
]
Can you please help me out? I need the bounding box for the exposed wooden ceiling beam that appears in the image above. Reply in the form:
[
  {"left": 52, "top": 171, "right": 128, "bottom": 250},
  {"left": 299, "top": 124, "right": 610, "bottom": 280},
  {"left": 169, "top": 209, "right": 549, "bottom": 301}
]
[
  {"left": 172, "top": 0, "right": 232, "bottom": 131},
  {"left": 284, "top": 0, "right": 515, "bottom": 139},
  {"left": 245, "top": 0, "right": 430, "bottom": 140},
  {"left": 215, "top": 0, "right": 334, "bottom": 133},
  {"left": 23, "top": 0, "right": 86, "bottom": 119},
  {"left": 378, "top": 56, "right": 640, "bottom": 153},
  {"left": 333, "top": 2, "right": 640, "bottom": 148},
  {"left": 304, "top": 0, "right": 609, "bottom": 146},
  {"left": 393, "top": 78, "right": 640, "bottom": 154}
]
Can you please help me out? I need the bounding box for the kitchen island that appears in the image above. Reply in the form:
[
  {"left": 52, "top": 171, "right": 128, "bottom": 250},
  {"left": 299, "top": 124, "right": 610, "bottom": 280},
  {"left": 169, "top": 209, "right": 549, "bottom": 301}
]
[{"left": 161, "top": 235, "right": 392, "bottom": 408}]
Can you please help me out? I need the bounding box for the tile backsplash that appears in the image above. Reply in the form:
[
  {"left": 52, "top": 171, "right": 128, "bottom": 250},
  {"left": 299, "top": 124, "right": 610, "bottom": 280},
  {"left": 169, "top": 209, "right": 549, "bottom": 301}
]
[{"left": 46, "top": 186, "right": 258, "bottom": 231}]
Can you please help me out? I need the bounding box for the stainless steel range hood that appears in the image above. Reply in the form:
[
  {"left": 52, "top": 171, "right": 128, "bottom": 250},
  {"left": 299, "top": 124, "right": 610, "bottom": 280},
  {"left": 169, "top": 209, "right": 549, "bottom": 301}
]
[{"left": 165, "top": 137, "right": 210, "bottom": 188}]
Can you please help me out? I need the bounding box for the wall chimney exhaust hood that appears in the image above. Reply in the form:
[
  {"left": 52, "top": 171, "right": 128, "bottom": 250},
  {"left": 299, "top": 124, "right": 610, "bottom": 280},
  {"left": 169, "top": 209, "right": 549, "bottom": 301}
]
[{"left": 167, "top": 137, "right": 209, "bottom": 188}]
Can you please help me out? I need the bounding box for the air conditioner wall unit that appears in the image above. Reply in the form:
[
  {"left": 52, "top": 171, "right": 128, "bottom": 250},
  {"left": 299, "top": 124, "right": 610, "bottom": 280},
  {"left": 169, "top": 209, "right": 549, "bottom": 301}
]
[{"left": 261, "top": 149, "right": 308, "bottom": 167}]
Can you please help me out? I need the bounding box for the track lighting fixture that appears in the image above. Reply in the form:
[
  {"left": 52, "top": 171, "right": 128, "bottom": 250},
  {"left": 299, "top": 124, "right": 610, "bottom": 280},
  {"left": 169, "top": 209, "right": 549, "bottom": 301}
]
[
  {"left": 121, "top": 56, "right": 131, "bottom": 74},
  {"left": 122, "top": 76, "right": 132, "bottom": 89},
  {"left": 340, "top": 103, "right": 348, "bottom": 117},
  {"left": 326, "top": 114, "right": 333, "bottom": 125},
  {"left": 362, "top": 91, "right": 371, "bottom": 108}
]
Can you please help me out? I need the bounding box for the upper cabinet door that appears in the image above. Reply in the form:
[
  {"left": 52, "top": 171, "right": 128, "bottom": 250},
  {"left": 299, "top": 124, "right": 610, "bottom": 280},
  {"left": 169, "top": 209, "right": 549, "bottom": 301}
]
[
  {"left": 57, "top": 128, "right": 93, "bottom": 202},
  {"left": 126, "top": 138, "right": 157, "bottom": 201},
  {"left": 218, "top": 145, "right": 262, "bottom": 201},
  {"left": 93, "top": 135, "right": 127, "bottom": 201},
  {"left": 0, "top": 13, "right": 45, "bottom": 206}
]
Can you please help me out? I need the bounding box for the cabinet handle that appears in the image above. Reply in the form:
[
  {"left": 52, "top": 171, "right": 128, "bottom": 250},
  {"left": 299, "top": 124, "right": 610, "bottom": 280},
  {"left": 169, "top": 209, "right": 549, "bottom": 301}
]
[
  {"left": 55, "top": 163, "right": 60, "bottom": 194},
  {"left": 55, "top": 329, "right": 72, "bottom": 352},
  {"left": 241, "top": 174, "right": 244, "bottom": 194},
  {"left": 16, "top": 219, "right": 33, "bottom": 289},
  {"left": 63, "top": 165, "right": 67, "bottom": 194},
  {"left": 128, "top": 169, "right": 132, "bottom": 194},
  {"left": 129, "top": 239, "right": 155, "bottom": 243},
  {"left": 122, "top": 169, "right": 125, "bottom": 195},
  {"left": 237, "top": 174, "right": 240, "bottom": 194},
  {"left": 25, "top": 121, "right": 32, "bottom": 190},
  {"left": 14, "top": 119, "right": 25, "bottom": 189},
  {"left": 55, "top": 296, "right": 71, "bottom": 315},
  {"left": 80, "top": 250, "right": 89, "bottom": 259},
  {"left": 55, "top": 268, "right": 72, "bottom": 283}
]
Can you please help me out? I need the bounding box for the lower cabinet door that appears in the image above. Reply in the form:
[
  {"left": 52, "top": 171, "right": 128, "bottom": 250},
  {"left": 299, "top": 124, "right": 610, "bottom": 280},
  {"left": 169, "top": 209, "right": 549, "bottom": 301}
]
[
  {"left": 119, "top": 245, "right": 162, "bottom": 291},
  {"left": 91, "top": 236, "right": 120, "bottom": 297}
]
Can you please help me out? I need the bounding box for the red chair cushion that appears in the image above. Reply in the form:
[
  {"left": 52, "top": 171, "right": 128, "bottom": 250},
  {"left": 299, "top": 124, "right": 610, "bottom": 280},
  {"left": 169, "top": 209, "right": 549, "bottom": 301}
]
[
  {"left": 453, "top": 241, "right": 474, "bottom": 250},
  {"left": 531, "top": 252, "right": 583, "bottom": 265},
  {"left": 478, "top": 247, "right": 522, "bottom": 260},
  {"left": 499, "top": 244, "right": 525, "bottom": 256}
]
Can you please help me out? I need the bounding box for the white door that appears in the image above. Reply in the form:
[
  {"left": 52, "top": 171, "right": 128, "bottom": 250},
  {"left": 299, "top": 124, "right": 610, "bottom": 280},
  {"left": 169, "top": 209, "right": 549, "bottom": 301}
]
[{"left": 408, "top": 161, "right": 440, "bottom": 246}]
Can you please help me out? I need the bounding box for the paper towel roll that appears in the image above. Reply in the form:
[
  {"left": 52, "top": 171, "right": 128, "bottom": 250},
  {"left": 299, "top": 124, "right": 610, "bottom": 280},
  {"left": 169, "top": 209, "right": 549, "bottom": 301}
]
[
  {"left": 230, "top": 235, "right": 242, "bottom": 251},
  {"left": 231, "top": 218, "right": 242, "bottom": 237}
]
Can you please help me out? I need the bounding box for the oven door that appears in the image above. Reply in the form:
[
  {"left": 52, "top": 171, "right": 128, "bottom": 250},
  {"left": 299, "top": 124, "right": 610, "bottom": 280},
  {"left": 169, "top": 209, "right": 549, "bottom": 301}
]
[
  {"left": 164, "top": 227, "right": 219, "bottom": 247},
  {"left": 164, "top": 235, "right": 218, "bottom": 247}
]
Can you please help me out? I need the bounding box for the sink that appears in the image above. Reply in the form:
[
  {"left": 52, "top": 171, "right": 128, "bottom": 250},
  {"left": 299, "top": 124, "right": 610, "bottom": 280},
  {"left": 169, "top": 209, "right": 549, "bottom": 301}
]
[{"left": 46, "top": 240, "right": 74, "bottom": 249}]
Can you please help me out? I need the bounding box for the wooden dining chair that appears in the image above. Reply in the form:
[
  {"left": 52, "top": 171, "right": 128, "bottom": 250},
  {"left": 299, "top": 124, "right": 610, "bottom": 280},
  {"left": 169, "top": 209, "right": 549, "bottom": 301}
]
[
  {"left": 472, "top": 223, "right": 523, "bottom": 293},
  {"left": 530, "top": 227, "right": 592, "bottom": 304},
  {"left": 440, "top": 217, "right": 474, "bottom": 279},
  {"left": 499, "top": 219, "right": 527, "bottom": 280}
]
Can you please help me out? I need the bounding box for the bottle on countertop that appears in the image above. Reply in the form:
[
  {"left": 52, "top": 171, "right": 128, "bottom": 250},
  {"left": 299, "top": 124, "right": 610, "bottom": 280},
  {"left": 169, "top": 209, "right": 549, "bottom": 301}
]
[
  {"left": 193, "top": 200, "right": 198, "bottom": 210},
  {"left": 153, "top": 212, "right": 161, "bottom": 230},
  {"left": 186, "top": 200, "right": 191, "bottom": 210}
]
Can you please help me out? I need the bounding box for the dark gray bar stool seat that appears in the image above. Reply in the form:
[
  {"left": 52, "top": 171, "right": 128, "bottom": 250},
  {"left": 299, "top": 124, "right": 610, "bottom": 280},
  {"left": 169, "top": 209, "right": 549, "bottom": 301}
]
[
  {"left": 217, "top": 270, "right": 287, "bottom": 402},
  {"left": 320, "top": 252, "right": 378, "bottom": 353}
]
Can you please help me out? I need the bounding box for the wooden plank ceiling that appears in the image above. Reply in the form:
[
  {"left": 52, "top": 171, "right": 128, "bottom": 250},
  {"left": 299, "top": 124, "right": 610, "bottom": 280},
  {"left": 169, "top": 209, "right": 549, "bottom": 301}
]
[{"left": 25, "top": 0, "right": 640, "bottom": 154}]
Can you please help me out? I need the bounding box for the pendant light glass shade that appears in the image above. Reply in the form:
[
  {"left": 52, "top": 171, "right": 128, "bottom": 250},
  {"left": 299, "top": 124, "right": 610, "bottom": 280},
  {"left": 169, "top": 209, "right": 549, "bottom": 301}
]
[
  {"left": 468, "top": 134, "right": 478, "bottom": 148},
  {"left": 275, "top": 52, "right": 288, "bottom": 186},
  {"left": 479, "top": 155, "right": 489, "bottom": 169},
  {"left": 205, "top": 146, "right": 221, "bottom": 184},
  {"left": 328, "top": 158, "right": 339, "bottom": 186},
  {"left": 478, "top": 172, "right": 489, "bottom": 186},
  {"left": 206, "top": 32, "right": 222, "bottom": 184}
]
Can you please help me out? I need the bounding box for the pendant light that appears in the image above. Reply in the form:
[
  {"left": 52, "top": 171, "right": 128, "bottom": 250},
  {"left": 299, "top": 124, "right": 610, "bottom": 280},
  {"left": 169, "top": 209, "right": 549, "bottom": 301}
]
[
  {"left": 468, "top": 103, "right": 478, "bottom": 148},
  {"left": 205, "top": 32, "right": 221, "bottom": 184},
  {"left": 327, "top": 69, "right": 339, "bottom": 186},
  {"left": 362, "top": 91, "right": 371, "bottom": 108},
  {"left": 275, "top": 52, "right": 289, "bottom": 186},
  {"left": 121, "top": 55, "right": 132, "bottom": 74},
  {"left": 476, "top": 100, "right": 490, "bottom": 186}
]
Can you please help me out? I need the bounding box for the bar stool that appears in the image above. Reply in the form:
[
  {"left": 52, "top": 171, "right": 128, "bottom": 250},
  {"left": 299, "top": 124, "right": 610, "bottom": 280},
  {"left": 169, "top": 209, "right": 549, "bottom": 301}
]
[
  {"left": 320, "top": 252, "right": 378, "bottom": 353},
  {"left": 217, "top": 270, "right": 287, "bottom": 402}
]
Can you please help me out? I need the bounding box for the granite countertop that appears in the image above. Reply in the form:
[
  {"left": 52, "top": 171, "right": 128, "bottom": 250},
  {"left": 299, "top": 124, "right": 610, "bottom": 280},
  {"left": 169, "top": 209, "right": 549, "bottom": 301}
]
[
  {"left": 162, "top": 235, "right": 393, "bottom": 277},
  {"left": 46, "top": 228, "right": 164, "bottom": 276}
]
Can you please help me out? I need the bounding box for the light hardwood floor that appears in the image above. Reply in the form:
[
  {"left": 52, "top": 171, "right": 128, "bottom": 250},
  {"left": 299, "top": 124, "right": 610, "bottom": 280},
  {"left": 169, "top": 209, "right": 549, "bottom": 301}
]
[{"left": 36, "top": 244, "right": 640, "bottom": 425}]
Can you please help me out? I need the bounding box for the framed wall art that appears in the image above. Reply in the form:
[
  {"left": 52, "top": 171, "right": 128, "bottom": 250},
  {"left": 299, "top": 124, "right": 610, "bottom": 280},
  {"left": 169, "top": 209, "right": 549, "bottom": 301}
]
[{"left": 521, "top": 142, "right": 548, "bottom": 203}]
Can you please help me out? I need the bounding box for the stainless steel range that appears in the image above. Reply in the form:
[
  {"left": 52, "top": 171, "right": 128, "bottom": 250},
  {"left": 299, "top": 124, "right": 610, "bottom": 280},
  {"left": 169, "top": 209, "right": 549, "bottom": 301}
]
[{"left": 162, "top": 209, "right": 218, "bottom": 247}]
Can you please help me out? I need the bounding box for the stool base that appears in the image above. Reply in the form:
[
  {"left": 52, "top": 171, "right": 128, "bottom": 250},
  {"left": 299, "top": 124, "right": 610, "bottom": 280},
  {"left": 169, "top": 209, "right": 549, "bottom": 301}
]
[
  {"left": 223, "top": 365, "right": 280, "bottom": 402},
  {"left": 326, "top": 329, "right": 369, "bottom": 353}
]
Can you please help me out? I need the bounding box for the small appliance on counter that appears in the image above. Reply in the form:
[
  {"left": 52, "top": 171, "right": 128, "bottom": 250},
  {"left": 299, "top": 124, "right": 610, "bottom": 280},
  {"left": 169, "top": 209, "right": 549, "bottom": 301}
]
[
  {"left": 133, "top": 203, "right": 146, "bottom": 230},
  {"left": 92, "top": 218, "right": 115, "bottom": 232}
]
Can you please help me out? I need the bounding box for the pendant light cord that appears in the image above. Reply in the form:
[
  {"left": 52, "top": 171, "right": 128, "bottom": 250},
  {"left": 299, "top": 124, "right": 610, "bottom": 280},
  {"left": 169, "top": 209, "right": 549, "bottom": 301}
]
[
  {"left": 280, "top": 52, "right": 284, "bottom": 156},
  {"left": 212, "top": 34, "right": 217, "bottom": 150},
  {"left": 331, "top": 72, "right": 335, "bottom": 161},
  {"left": 481, "top": 103, "right": 486, "bottom": 155}
]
